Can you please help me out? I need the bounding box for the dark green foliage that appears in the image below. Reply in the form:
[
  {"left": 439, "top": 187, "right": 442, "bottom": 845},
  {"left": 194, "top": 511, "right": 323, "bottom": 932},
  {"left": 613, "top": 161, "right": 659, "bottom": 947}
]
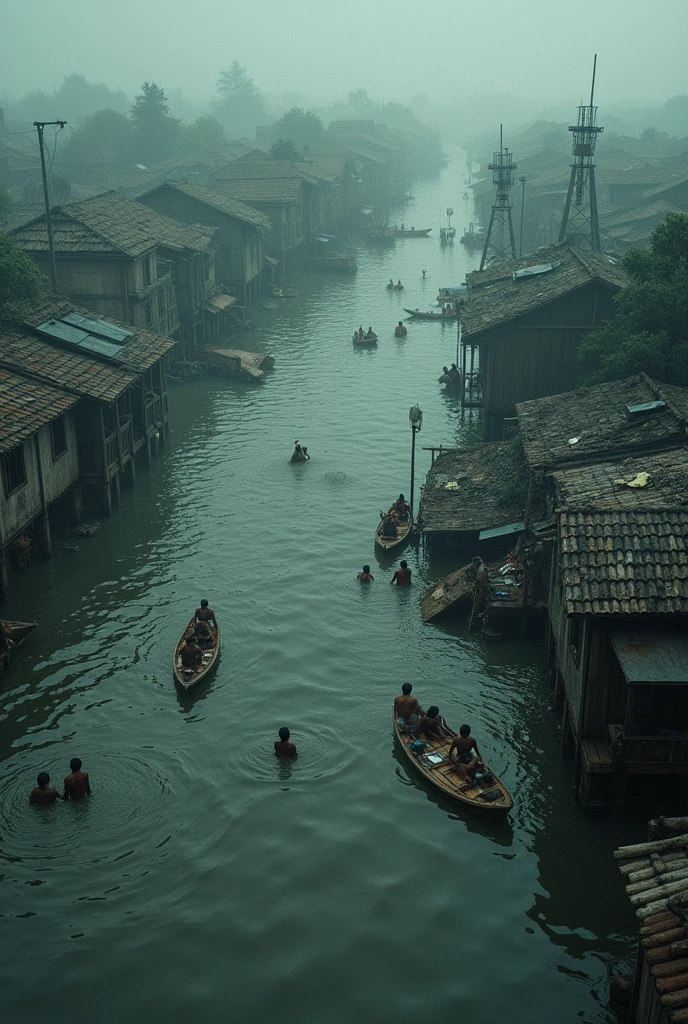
[
  {"left": 0, "top": 233, "right": 43, "bottom": 321},
  {"left": 214, "top": 63, "right": 268, "bottom": 138},
  {"left": 62, "top": 109, "right": 135, "bottom": 167},
  {"left": 130, "top": 82, "right": 180, "bottom": 162},
  {"left": 499, "top": 436, "right": 530, "bottom": 507},
  {"left": 269, "top": 139, "right": 303, "bottom": 162},
  {"left": 0, "top": 189, "right": 10, "bottom": 227},
  {"left": 580, "top": 213, "right": 688, "bottom": 386},
  {"left": 181, "top": 115, "right": 227, "bottom": 152},
  {"left": 272, "top": 108, "right": 324, "bottom": 150},
  {"left": 6, "top": 73, "right": 129, "bottom": 123}
]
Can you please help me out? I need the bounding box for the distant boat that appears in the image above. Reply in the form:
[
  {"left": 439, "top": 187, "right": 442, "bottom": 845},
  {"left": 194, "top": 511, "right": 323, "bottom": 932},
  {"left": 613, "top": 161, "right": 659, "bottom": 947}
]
[
  {"left": 460, "top": 223, "right": 485, "bottom": 250},
  {"left": 369, "top": 225, "right": 395, "bottom": 242},
  {"left": 403, "top": 308, "right": 457, "bottom": 321},
  {"left": 394, "top": 227, "right": 432, "bottom": 238},
  {"left": 353, "top": 332, "right": 378, "bottom": 345},
  {"left": 375, "top": 510, "right": 411, "bottom": 550}
]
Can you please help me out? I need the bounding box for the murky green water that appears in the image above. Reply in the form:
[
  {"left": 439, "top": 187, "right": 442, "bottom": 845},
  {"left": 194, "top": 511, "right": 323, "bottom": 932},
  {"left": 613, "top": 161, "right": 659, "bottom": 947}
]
[{"left": 1, "top": 156, "right": 644, "bottom": 1023}]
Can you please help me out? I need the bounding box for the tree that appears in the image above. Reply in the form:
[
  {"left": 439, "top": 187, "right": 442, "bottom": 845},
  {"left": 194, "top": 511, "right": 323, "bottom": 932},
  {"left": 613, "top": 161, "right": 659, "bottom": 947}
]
[
  {"left": 61, "top": 109, "right": 135, "bottom": 168},
  {"left": 580, "top": 213, "right": 688, "bottom": 386},
  {"left": 130, "top": 82, "right": 180, "bottom": 162},
  {"left": 0, "top": 189, "right": 10, "bottom": 227},
  {"left": 269, "top": 139, "right": 302, "bottom": 162},
  {"left": 214, "top": 62, "right": 268, "bottom": 138},
  {"left": 0, "top": 233, "right": 43, "bottom": 322},
  {"left": 181, "top": 115, "right": 227, "bottom": 152},
  {"left": 271, "top": 108, "right": 324, "bottom": 150}
]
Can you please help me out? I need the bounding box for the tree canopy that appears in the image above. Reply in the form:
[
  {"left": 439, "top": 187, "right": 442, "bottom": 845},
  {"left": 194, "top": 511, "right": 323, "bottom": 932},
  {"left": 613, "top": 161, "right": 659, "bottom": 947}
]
[
  {"left": 214, "top": 63, "right": 268, "bottom": 138},
  {"left": 269, "top": 139, "right": 303, "bottom": 162},
  {"left": 0, "top": 233, "right": 43, "bottom": 322},
  {"left": 62, "top": 108, "right": 134, "bottom": 166},
  {"left": 130, "top": 82, "right": 180, "bottom": 162},
  {"left": 271, "top": 108, "right": 324, "bottom": 150},
  {"left": 580, "top": 213, "right": 688, "bottom": 386}
]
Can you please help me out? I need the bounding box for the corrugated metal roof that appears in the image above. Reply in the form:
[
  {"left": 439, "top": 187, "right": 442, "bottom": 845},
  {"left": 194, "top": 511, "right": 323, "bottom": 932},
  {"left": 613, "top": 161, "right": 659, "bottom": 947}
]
[
  {"left": 610, "top": 632, "right": 688, "bottom": 684},
  {"left": 0, "top": 366, "right": 78, "bottom": 455}
]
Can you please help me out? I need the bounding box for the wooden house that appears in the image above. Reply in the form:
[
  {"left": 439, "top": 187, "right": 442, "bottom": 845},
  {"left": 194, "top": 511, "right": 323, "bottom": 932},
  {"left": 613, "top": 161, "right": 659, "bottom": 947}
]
[
  {"left": 517, "top": 376, "right": 688, "bottom": 807},
  {"left": 11, "top": 192, "right": 182, "bottom": 342},
  {"left": 0, "top": 296, "right": 174, "bottom": 517},
  {"left": 0, "top": 367, "right": 79, "bottom": 601},
  {"left": 137, "top": 180, "right": 269, "bottom": 304},
  {"left": 214, "top": 177, "right": 304, "bottom": 276},
  {"left": 460, "top": 242, "right": 628, "bottom": 441},
  {"left": 641, "top": 174, "right": 688, "bottom": 212},
  {"left": 614, "top": 830, "right": 688, "bottom": 1024}
]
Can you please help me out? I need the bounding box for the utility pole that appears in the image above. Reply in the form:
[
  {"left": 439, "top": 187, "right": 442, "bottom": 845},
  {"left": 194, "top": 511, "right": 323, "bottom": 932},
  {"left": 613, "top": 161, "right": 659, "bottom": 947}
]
[
  {"left": 34, "top": 120, "right": 67, "bottom": 292},
  {"left": 519, "top": 176, "right": 527, "bottom": 256},
  {"left": 480, "top": 125, "right": 517, "bottom": 271}
]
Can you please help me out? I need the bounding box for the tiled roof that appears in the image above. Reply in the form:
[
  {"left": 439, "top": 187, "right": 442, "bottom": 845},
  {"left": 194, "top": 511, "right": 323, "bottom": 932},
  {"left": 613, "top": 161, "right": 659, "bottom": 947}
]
[
  {"left": 606, "top": 200, "right": 681, "bottom": 228},
  {"left": 217, "top": 178, "right": 303, "bottom": 204},
  {"left": 614, "top": 832, "right": 688, "bottom": 1024},
  {"left": 603, "top": 165, "right": 675, "bottom": 186},
  {"left": 558, "top": 509, "right": 688, "bottom": 615},
  {"left": 419, "top": 442, "right": 538, "bottom": 534},
  {"left": 517, "top": 374, "right": 688, "bottom": 472},
  {"left": 552, "top": 448, "right": 688, "bottom": 512},
  {"left": 642, "top": 172, "right": 688, "bottom": 200},
  {"left": 0, "top": 296, "right": 174, "bottom": 403},
  {"left": 138, "top": 180, "right": 270, "bottom": 230},
  {"left": 11, "top": 191, "right": 215, "bottom": 257},
  {"left": 214, "top": 160, "right": 321, "bottom": 185},
  {"left": 460, "top": 242, "right": 627, "bottom": 338},
  {"left": 0, "top": 366, "right": 77, "bottom": 455}
]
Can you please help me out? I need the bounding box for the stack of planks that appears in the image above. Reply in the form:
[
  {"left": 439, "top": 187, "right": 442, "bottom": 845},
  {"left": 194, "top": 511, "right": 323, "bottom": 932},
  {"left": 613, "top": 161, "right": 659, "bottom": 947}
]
[{"left": 615, "top": 833, "right": 688, "bottom": 1022}]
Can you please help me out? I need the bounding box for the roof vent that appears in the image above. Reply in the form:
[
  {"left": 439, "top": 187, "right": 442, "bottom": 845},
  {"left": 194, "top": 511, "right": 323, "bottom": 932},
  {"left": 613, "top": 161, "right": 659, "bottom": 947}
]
[
  {"left": 512, "top": 260, "right": 561, "bottom": 282},
  {"left": 625, "top": 400, "right": 666, "bottom": 420}
]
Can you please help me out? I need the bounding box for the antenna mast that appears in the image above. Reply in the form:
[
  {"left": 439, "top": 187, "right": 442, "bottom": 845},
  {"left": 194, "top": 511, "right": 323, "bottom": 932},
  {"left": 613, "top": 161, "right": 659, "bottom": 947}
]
[
  {"left": 559, "top": 55, "right": 603, "bottom": 251},
  {"left": 480, "top": 125, "right": 517, "bottom": 270}
]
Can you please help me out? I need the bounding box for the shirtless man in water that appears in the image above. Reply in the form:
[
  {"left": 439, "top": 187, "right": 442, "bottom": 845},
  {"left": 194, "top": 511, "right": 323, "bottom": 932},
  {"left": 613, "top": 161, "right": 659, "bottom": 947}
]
[
  {"left": 64, "top": 757, "right": 91, "bottom": 800},
  {"left": 274, "top": 727, "right": 297, "bottom": 758},
  {"left": 394, "top": 683, "right": 425, "bottom": 733},
  {"left": 29, "top": 772, "right": 61, "bottom": 806}
]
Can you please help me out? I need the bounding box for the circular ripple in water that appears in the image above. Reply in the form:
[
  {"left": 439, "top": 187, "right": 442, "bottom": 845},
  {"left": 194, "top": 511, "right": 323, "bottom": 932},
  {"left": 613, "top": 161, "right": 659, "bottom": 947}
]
[
  {"left": 232, "top": 722, "right": 356, "bottom": 784},
  {"left": 0, "top": 750, "right": 173, "bottom": 868}
]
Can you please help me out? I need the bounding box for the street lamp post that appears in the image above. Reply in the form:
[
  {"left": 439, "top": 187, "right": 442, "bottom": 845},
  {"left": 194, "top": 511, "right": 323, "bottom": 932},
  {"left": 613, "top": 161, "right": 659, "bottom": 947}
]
[{"left": 409, "top": 405, "right": 422, "bottom": 525}]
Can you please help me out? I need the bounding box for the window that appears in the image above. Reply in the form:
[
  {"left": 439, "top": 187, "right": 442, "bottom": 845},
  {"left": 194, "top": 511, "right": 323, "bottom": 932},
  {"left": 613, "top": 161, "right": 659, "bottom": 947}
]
[
  {"left": 51, "top": 415, "right": 68, "bottom": 460},
  {"left": 3, "top": 445, "right": 27, "bottom": 496}
]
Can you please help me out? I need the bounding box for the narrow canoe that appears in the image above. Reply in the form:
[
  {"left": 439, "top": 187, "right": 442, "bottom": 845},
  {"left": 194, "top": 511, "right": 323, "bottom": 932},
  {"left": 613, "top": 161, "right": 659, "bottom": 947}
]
[
  {"left": 395, "top": 228, "right": 432, "bottom": 237},
  {"left": 0, "top": 620, "right": 38, "bottom": 673},
  {"left": 375, "top": 515, "right": 411, "bottom": 550},
  {"left": 403, "top": 308, "right": 458, "bottom": 321},
  {"left": 393, "top": 710, "right": 513, "bottom": 816},
  {"left": 173, "top": 616, "right": 220, "bottom": 690}
]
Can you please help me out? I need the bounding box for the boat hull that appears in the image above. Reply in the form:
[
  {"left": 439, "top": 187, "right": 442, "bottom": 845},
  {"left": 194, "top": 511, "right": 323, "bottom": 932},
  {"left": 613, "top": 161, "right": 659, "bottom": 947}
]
[
  {"left": 173, "top": 616, "right": 220, "bottom": 690},
  {"left": 375, "top": 517, "right": 411, "bottom": 550},
  {"left": 403, "top": 308, "right": 457, "bottom": 321}
]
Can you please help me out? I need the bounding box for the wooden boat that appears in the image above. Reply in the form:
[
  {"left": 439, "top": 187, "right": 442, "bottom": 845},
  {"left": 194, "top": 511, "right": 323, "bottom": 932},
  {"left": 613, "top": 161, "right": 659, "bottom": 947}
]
[
  {"left": 460, "top": 223, "right": 485, "bottom": 249},
  {"left": 0, "top": 619, "right": 38, "bottom": 672},
  {"left": 403, "top": 308, "right": 458, "bottom": 321},
  {"left": 421, "top": 563, "right": 475, "bottom": 622},
  {"left": 353, "top": 333, "right": 377, "bottom": 345},
  {"left": 201, "top": 348, "right": 274, "bottom": 380},
  {"left": 375, "top": 512, "right": 411, "bottom": 550},
  {"left": 173, "top": 617, "right": 220, "bottom": 690},
  {"left": 394, "top": 227, "right": 432, "bottom": 237},
  {"left": 393, "top": 710, "right": 513, "bottom": 816}
]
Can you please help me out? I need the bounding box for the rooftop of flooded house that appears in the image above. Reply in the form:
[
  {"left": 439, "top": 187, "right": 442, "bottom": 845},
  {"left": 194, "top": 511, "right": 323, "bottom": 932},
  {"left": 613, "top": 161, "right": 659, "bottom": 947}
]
[
  {"left": 138, "top": 180, "right": 271, "bottom": 231},
  {"left": 552, "top": 448, "right": 688, "bottom": 512},
  {"left": 0, "top": 365, "right": 78, "bottom": 454}
]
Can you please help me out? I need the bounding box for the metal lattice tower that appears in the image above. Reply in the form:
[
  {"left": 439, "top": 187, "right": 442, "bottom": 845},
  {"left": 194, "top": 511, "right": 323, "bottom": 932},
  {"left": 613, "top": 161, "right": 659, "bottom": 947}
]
[
  {"left": 559, "top": 55, "right": 604, "bottom": 251},
  {"left": 480, "top": 126, "right": 517, "bottom": 270}
]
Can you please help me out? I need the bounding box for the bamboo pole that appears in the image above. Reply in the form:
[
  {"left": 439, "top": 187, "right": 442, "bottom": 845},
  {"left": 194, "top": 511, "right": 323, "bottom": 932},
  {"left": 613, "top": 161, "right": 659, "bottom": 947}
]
[
  {"left": 653, "top": 960, "right": 688, "bottom": 980},
  {"left": 643, "top": 928, "right": 685, "bottom": 949},
  {"left": 630, "top": 879, "right": 688, "bottom": 908},
  {"left": 615, "top": 836, "right": 688, "bottom": 859},
  {"left": 660, "top": 987, "right": 688, "bottom": 1009},
  {"left": 628, "top": 868, "right": 688, "bottom": 895}
]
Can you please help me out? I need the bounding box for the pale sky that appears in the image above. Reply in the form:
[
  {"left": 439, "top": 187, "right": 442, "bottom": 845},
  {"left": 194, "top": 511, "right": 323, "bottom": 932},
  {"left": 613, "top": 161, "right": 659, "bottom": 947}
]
[{"left": 2, "top": 0, "right": 687, "bottom": 109}]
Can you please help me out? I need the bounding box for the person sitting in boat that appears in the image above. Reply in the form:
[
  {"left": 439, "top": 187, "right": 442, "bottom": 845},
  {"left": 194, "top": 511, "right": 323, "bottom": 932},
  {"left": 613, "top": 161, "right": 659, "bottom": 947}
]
[
  {"left": 394, "top": 494, "right": 410, "bottom": 520},
  {"left": 416, "top": 706, "right": 444, "bottom": 741},
  {"left": 391, "top": 559, "right": 411, "bottom": 586},
  {"left": 395, "top": 321, "right": 407, "bottom": 337},
  {"left": 357, "top": 564, "right": 374, "bottom": 582},
  {"left": 195, "top": 599, "right": 217, "bottom": 629},
  {"left": 387, "top": 279, "right": 394, "bottom": 289},
  {"left": 181, "top": 635, "right": 203, "bottom": 673},
  {"left": 291, "top": 441, "right": 307, "bottom": 463},
  {"left": 274, "top": 727, "right": 297, "bottom": 758},
  {"left": 380, "top": 513, "right": 398, "bottom": 539},
  {"left": 394, "top": 280, "right": 403, "bottom": 290},
  {"left": 446, "top": 724, "right": 484, "bottom": 783},
  {"left": 365, "top": 326, "right": 375, "bottom": 339},
  {"left": 394, "top": 683, "right": 425, "bottom": 734}
]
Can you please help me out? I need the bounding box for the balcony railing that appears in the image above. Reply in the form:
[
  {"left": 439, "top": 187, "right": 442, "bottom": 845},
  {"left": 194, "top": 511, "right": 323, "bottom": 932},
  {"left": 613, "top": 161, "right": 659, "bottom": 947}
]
[{"left": 606, "top": 724, "right": 688, "bottom": 767}]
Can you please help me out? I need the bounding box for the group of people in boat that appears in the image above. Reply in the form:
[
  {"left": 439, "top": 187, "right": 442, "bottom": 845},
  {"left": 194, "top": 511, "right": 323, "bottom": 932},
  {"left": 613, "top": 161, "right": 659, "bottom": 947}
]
[
  {"left": 353, "top": 326, "right": 377, "bottom": 341},
  {"left": 438, "top": 363, "right": 462, "bottom": 388},
  {"left": 357, "top": 559, "right": 411, "bottom": 586},
  {"left": 379, "top": 493, "right": 410, "bottom": 539},
  {"left": 180, "top": 599, "right": 218, "bottom": 673},
  {"left": 290, "top": 440, "right": 310, "bottom": 463},
  {"left": 394, "top": 683, "right": 486, "bottom": 784},
  {"left": 29, "top": 757, "right": 91, "bottom": 805},
  {"left": 387, "top": 279, "right": 404, "bottom": 290}
]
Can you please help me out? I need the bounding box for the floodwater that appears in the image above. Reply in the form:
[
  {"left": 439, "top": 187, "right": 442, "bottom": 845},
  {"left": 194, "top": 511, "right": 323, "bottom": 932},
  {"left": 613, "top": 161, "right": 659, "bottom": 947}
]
[{"left": 1, "top": 155, "right": 645, "bottom": 1024}]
